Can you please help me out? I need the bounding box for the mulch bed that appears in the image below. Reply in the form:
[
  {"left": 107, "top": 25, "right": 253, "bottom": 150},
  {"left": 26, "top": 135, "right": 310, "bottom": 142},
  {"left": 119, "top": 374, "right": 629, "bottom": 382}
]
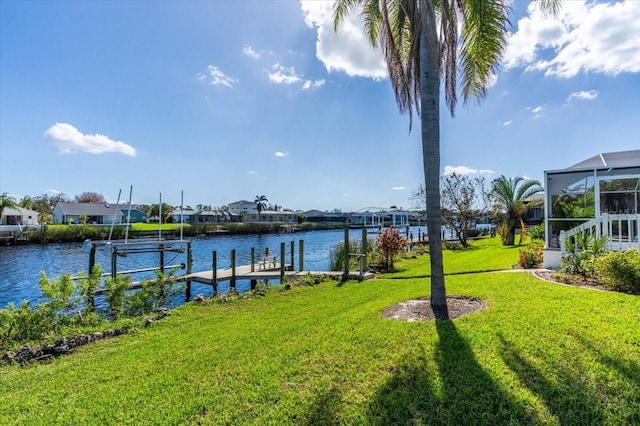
[
  {"left": 531, "top": 269, "right": 607, "bottom": 291},
  {"left": 381, "top": 296, "right": 484, "bottom": 321}
]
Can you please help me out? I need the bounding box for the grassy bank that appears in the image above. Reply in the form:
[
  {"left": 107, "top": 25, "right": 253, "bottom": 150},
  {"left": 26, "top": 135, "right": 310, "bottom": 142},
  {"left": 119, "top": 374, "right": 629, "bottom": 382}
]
[
  {"left": 1, "top": 240, "right": 638, "bottom": 425},
  {"left": 382, "top": 236, "right": 524, "bottom": 278}
]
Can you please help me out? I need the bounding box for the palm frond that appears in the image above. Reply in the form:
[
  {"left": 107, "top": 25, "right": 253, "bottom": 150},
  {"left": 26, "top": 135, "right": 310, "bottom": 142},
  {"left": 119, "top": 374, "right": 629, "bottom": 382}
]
[{"left": 458, "top": 0, "right": 509, "bottom": 106}]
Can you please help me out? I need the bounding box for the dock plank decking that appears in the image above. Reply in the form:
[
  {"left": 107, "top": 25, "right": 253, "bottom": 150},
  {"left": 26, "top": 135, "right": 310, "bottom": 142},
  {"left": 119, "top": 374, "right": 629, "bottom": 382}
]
[{"left": 184, "top": 264, "right": 374, "bottom": 284}]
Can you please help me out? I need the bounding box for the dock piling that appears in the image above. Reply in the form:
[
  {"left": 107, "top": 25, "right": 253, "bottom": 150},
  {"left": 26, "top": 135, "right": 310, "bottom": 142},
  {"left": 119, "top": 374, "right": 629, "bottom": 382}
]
[
  {"left": 212, "top": 251, "right": 218, "bottom": 295},
  {"left": 298, "top": 240, "right": 304, "bottom": 272},
  {"left": 230, "top": 249, "right": 236, "bottom": 292},
  {"left": 280, "top": 242, "right": 285, "bottom": 283}
]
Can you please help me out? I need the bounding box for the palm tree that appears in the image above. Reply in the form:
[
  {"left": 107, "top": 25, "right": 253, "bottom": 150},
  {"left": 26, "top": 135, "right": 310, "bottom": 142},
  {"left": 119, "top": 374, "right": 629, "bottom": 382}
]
[
  {"left": 491, "top": 175, "right": 543, "bottom": 245},
  {"left": 333, "top": 0, "right": 558, "bottom": 317},
  {"left": 1, "top": 192, "right": 18, "bottom": 225},
  {"left": 254, "top": 195, "right": 268, "bottom": 222}
]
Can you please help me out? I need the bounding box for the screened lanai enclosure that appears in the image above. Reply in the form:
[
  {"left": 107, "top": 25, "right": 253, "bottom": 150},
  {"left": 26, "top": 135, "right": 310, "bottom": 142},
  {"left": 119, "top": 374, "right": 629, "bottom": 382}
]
[{"left": 543, "top": 150, "right": 640, "bottom": 268}]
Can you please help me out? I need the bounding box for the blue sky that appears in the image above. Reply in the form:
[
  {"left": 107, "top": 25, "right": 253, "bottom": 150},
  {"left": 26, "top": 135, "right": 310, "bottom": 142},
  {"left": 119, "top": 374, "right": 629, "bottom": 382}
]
[{"left": 1, "top": 1, "right": 638, "bottom": 212}]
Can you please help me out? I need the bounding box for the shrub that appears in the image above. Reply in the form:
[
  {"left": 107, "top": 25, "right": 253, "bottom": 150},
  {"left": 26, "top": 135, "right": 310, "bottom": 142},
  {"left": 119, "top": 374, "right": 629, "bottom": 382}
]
[
  {"left": 77, "top": 265, "right": 103, "bottom": 313},
  {"left": 123, "top": 269, "right": 184, "bottom": 316},
  {"left": 0, "top": 301, "right": 52, "bottom": 350},
  {"left": 376, "top": 227, "right": 408, "bottom": 271},
  {"left": 329, "top": 239, "right": 361, "bottom": 271},
  {"left": 105, "top": 275, "right": 131, "bottom": 319},
  {"left": 528, "top": 223, "right": 545, "bottom": 240},
  {"left": 561, "top": 232, "right": 609, "bottom": 277},
  {"left": 594, "top": 249, "right": 640, "bottom": 294},
  {"left": 518, "top": 240, "right": 543, "bottom": 268}
]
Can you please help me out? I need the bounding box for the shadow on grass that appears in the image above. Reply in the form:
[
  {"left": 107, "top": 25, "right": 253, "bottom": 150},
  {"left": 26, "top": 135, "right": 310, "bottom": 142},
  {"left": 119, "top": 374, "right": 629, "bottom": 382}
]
[
  {"left": 498, "top": 334, "right": 612, "bottom": 425},
  {"left": 367, "top": 320, "right": 538, "bottom": 425},
  {"left": 302, "top": 385, "right": 342, "bottom": 426}
]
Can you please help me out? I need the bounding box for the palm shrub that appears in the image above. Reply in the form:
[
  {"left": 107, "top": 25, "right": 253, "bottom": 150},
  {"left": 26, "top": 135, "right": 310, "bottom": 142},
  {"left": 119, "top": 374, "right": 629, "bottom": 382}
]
[
  {"left": 491, "top": 176, "right": 543, "bottom": 246},
  {"left": 561, "top": 231, "right": 609, "bottom": 277},
  {"left": 594, "top": 249, "right": 640, "bottom": 294},
  {"left": 528, "top": 223, "right": 545, "bottom": 240}
]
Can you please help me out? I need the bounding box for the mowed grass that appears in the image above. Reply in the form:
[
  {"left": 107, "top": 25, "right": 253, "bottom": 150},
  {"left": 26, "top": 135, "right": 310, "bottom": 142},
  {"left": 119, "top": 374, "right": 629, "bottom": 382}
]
[
  {"left": 1, "top": 268, "right": 638, "bottom": 425},
  {"left": 382, "top": 236, "right": 525, "bottom": 278}
]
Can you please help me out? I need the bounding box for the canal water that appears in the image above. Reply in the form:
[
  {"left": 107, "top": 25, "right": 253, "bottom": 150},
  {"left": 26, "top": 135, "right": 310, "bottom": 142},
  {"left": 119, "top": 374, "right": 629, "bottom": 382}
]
[{"left": 0, "top": 227, "right": 427, "bottom": 309}]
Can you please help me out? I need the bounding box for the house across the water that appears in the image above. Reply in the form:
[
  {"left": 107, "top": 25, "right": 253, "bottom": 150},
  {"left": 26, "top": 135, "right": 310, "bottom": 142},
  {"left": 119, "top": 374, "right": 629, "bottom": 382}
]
[
  {"left": 52, "top": 203, "right": 147, "bottom": 225},
  {"left": 543, "top": 149, "right": 640, "bottom": 268}
]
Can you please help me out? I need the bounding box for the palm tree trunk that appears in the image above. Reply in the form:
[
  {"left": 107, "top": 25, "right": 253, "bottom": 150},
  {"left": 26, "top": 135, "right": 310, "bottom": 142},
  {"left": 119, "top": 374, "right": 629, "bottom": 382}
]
[{"left": 420, "top": 25, "right": 447, "bottom": 319}]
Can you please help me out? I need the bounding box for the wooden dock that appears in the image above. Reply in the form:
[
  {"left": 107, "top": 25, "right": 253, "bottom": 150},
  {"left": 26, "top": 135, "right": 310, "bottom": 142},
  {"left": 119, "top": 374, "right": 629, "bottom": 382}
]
[{"left": 184, "top": 263, "right": 374, "bottom": 285}]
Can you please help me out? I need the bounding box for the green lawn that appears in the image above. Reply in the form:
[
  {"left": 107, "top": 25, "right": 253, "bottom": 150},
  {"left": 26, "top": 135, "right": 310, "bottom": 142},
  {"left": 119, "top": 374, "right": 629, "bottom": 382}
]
[
  {"left": 382, "top": 236, "right": 526, "bottom": 278},
  {"left": 1, "top": 239, "right": 638, "bottom": 425}
]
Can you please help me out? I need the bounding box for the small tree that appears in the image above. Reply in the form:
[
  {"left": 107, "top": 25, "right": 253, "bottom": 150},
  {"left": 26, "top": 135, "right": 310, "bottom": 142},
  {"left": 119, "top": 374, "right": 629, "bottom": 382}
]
[
  {"left": 377, "top": 227, "right": 408, "bottom": 271},
  {"left": 440, "top": 173, "right": 492, "bottom": 247},
  {"left": 74, "top": 192, "right": 107, "bottom": 203}
]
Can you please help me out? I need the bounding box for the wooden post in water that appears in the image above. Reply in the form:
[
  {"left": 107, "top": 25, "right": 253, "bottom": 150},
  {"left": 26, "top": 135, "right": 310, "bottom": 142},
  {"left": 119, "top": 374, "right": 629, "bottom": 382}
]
[
  {"left": 111, "top": 245, "right": 117, "bottom": 280},
  {"left": 280, "top": 242, "right": 285, "bottom": 283},
  {"left": 290, "top": 240, "right": 294, "bottom": 271},
  {"left": 186, "top": 242, "right": 193, "bottom": 301},
  {"left": 343, "top": 227, "right": 349, "bottom": 281},
  {"left": 212, "top": 251, "right": 218, "bottom": 295},
  {"left": 298, "top": 239, "right": 304, "bottom": 272},
  {"left": 159, "top": 244, "right": 168, "bottom": 302},
  {"left": 250, "top": 247, "right": 257, "bottom": 290},
  {"left": 230, "top": 249, "right": 236, "bottom": 292},
  {"left": 361, "top": 227, "right": 368, "bottom": 278},
  {"left": 88, "top": 244, "right": 96, "bottom": 310}
]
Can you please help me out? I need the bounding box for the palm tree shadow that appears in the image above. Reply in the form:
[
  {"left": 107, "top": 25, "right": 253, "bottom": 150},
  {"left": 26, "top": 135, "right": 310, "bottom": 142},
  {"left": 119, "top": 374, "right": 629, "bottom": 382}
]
[
  {"left": 301, "top": 386, "right": 342, "bottom": 426},
  {"left": 367, "top": 320, "right": 538, "bottom": 425},
  {"left": 498, "top": 334, "right": 608, "bottom": 425}
]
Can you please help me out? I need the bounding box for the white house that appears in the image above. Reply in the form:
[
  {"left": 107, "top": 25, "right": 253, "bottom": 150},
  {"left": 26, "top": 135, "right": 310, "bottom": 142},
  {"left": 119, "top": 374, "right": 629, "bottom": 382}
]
[
  {"left": 543, "top": 149, "right": 640, "bottom": 268},
  {"left": 227, "top": 200, "right": 258, "bottom": 215},
  {"left": 0, "top": 207, "right": 40, "bottom": 226}
]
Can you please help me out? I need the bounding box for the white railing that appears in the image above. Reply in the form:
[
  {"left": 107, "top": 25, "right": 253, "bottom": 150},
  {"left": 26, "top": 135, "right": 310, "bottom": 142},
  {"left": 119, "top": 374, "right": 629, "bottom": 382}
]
[{"left": 560, "top": 213, "right": 640, "bottom": 255}]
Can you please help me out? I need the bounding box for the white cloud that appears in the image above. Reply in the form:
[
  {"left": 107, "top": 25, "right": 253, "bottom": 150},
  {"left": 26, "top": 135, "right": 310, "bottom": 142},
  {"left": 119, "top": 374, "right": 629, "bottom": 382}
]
[
  {"left": 275, "top": 151, "right": 289, "bottom": 157},
  {"left": 44, "top": 123, "right": 136, "bottom": 156},
  {"left": 531, "top": 105, "right": 543, "bottom": 113},
  {"left": 243, "top": 45, "right": 260, "bottom": 59},
  {"left": 198, "top": 65, "right": 238, "bottom": 87},
  {"left": 501, "top": 120, "right": 513, "bottom": 126},
  {"left": 567, "top": 90, "right": 599, "bottom": 101},
  {"left": 248, "top": 170, "right": 258, "bottom": 175},
  {"left": 267, "top": 63, "right": 301, "bottom": 84},
  {"left": 392, "top": 186, "right": 406, "bottom": 191},
  {"left": 300, "top": 0, "right": 387, "bottom": 80},
  {"left": 486, "top": 73, "right": 498, "bottom": 88},
  {"left": 302, "top": 79, "right": 326, "bottom": 90},
  {"left": 504, "top": 1, "right": 640, "bottom": 78},
  {"left": 444, "top": 165, "right": 494, "bottom": 176}
]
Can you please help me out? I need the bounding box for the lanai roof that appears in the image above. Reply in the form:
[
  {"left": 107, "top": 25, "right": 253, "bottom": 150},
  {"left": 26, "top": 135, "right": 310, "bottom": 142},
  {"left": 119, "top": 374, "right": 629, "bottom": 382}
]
[{"left": 565, "top": 149, "right": 640, "bottom": 171}]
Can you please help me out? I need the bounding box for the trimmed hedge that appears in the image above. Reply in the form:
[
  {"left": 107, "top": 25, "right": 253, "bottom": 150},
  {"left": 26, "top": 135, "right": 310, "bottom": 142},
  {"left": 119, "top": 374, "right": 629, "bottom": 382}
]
[{"left": 594, "top": 249, "right": 640, "bottom": 294}]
